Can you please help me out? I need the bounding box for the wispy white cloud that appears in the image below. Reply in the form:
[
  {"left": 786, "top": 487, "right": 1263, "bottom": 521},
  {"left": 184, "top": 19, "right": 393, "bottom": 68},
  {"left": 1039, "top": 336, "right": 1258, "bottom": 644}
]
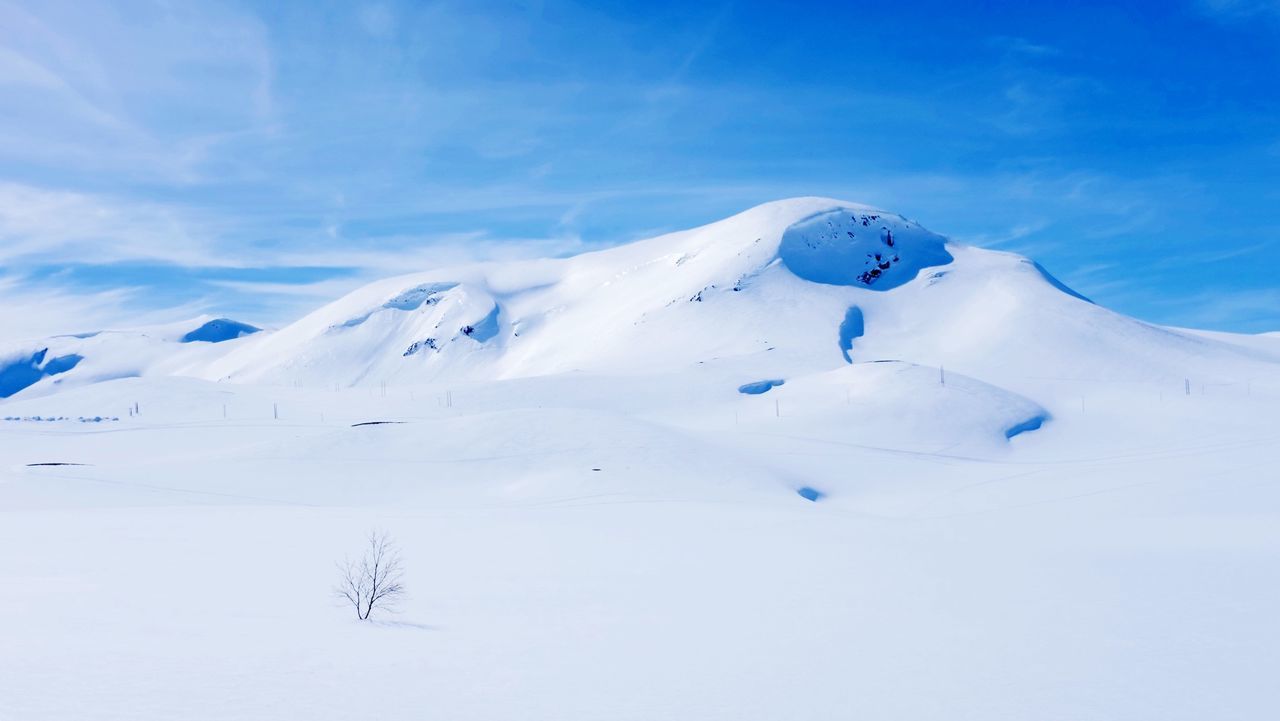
[
  {"left": 0, "top": 182, "right": 221, "bottom": 266},
  {"left": 988, "top": 36, "right": 1061, "bottom": 58},
  {"left": 1195, "top": 0, "right": 1280, "bottom": 20},
  {"left": 0, "top": 276, "right": 206, "bottom": 342},
  {"left": 0, "top": 0, "right": 274, "bottom": 182},
  {"left": 1152, "top": 287, "right": 1280, "bottom": 332}
]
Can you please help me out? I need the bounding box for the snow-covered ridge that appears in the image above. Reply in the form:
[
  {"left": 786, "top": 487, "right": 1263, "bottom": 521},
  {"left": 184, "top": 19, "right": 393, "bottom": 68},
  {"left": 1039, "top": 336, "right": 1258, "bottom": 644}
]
[
  {"left": 4, "top": 198, "right": 1276, "bottom": 410},
  {"left": 0, "top": 316, "right": 260, "bottom": 399},
  {"left": 193, "top": 197, "right": 1273, "bottom": 399},
  {"left": 196, "top": 198, "right": 964, "bottom": 384}
]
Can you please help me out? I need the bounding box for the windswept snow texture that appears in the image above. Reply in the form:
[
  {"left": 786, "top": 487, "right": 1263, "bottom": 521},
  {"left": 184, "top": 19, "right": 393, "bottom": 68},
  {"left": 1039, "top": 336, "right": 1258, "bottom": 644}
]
[
  {"left": 383, "top": 282, "right": 458, "bottom": 311},
  {"left": 0, "top": 348, "right": 83, "bottom": 398},
  {"left": 778, "top": 208, "right": 952, "bottom": 288},
  {"left": 340, "top": 283, "right": 459, "bottom": 328},
  {"left": 738, "top": 379, "right": 785, "bottom": 394},
  {"left": 180, "top": 319, "right": 261, "bottom": 343},
  {"left": 838, "top": 306, "right": 864, "bottom": 363}
]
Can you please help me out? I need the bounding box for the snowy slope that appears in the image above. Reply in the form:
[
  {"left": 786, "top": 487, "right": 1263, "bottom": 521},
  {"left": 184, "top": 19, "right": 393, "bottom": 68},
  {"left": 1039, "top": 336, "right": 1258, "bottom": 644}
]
[
  {"left": 196, "top": 199, "right": 961, "bottom": 383},
  {"left": 1, "top": 340, "right": 1277, "bottom": 720},
  {"left": 7, "top": 196, "right": 1273, "bottom": 444},
  {"left": 0, "top": 316, "right": 259, "bottom": 399},
  {"left": 2, "top": 198, "right": 1279, "bottom": 721},
  {"left": 193, "top": 197, "right": 1278, "bottom": 412}
]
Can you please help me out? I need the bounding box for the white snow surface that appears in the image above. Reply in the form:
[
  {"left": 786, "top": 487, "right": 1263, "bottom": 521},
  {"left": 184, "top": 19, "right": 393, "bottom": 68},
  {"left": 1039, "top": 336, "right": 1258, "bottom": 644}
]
[
  {"left": 0, "top": 315, "right": 259, "bottom": 400},
  {"left": 2, "top": 197, "right": 1278, "bottom": 720}
]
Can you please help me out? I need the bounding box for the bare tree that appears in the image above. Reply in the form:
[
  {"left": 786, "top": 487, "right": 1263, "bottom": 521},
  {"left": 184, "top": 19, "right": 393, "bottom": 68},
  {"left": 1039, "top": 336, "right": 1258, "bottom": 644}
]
[{"left": 335, "top": 531, "right": 406, "bottom": 620}]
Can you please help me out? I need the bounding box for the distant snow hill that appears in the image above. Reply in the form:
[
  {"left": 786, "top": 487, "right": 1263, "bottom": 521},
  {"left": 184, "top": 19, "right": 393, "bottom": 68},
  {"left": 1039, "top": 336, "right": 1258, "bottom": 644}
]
[
  {"left": 0, "top": 317, "right": 258, "bottom": 398},
  {"left": 3, "top": 197, "right": 1276, "bottom": 413}
]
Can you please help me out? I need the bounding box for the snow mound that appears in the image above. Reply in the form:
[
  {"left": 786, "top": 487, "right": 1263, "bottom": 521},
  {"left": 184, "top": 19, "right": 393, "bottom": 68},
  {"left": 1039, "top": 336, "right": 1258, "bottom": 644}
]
[{"left": 778, "top": 208, "right": 953, "bottom": 289}]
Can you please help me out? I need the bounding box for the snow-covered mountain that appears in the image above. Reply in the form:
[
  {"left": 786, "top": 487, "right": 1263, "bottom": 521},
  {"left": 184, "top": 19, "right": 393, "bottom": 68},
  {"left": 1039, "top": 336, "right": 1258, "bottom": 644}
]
[
  {"left": 0, "top": 316, "right": 259, "bottom": 398},
  {"left": 193, "top": 197, "right": 1274, "bottom": 400},
  {"left": 4, "top": 198, "right": 1280, "bottom": 721},
  {"left": 7, "top": 197, "right": 1277, "bottom": 416}
]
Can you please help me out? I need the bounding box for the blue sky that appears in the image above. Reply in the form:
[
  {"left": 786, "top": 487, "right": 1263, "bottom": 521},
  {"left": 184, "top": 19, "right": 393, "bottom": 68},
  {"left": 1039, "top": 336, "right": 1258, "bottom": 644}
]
[{"left": 1, "top": 0, "right": 1278, "bottom": 337}]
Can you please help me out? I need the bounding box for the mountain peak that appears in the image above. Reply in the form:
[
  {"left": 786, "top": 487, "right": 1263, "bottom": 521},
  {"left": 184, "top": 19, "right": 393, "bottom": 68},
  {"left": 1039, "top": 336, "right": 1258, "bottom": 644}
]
[{"left": 6, "top": 200, "right": 1266, "bottom": 403}]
